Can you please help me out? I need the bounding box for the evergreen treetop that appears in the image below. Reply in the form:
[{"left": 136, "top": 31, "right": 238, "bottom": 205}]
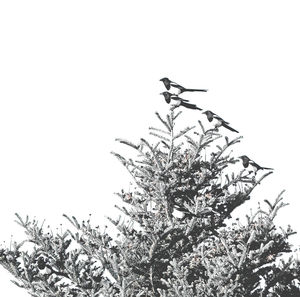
[{"left": 1, "top": 106, "right": 299, "bottom": 296}]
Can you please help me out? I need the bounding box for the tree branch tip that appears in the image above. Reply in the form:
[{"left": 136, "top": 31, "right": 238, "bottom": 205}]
[{"left": 279, "top": 189, "right": 286, "bottom": 195}]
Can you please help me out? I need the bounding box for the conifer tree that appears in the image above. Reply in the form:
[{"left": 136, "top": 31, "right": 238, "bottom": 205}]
[{"left": 1, "top": 106, "right": 300, "bottom": 296}]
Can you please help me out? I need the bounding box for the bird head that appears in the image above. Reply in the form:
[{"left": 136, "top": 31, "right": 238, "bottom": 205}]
[
  {"left": 160, "top": 91, "right": 171, "bottom": 103},
  {"left": 203, "top": 110, "right": 213, "bottom": 115},
  {"left": 202, "top": 110, "right": 214, "bottom": 120},
  {"left": 160, "top": 77, "right": 172, "bottom": 90},
  {"left": 239, "top": 155, "right": 248, "bottom": 160},
  {"left": 239, "top": 156, "right": 251, "bottom": 167}
]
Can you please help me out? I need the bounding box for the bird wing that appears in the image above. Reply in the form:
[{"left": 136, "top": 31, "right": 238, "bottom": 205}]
[
  {"left": 214, "top": 115, "right": 229, "bottom": 124},
  {"left": 170, "top": 82, "right": 185, "bottom": 90},
  {"left": 171, "top": 95, "right": 189, "bottom": 102},
  {"left": 249, "top": 161, "right": 261, "bottom": 170}
]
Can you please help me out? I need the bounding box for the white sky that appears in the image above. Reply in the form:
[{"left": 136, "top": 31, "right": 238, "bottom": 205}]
[{"left": 0, "top": 1, "right": 300, "bottom": 295}]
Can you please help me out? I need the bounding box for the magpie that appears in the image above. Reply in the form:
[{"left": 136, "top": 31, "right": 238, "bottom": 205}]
[
  {"left": 203, "top": 110, "right": 238, "bottom": 133},
  {"left": 239, "top": 155, "right": 273, "bottom": 171},
  {"left": 160, "top": 92, "right": 202, "bottom": 110},
  {"left": 160, "top": 77, "right": 208, "bottom": 94},
  {"left": 160, "top": 91, "right": 189, "bottom": 104}
]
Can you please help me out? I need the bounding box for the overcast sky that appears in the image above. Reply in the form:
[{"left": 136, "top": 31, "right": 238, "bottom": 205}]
[{"left": 1, "top": 1, "right": 300, "bottom": 295}]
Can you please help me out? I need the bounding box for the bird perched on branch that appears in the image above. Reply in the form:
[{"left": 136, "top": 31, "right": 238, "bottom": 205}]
[
  {"left": 160, "top": 91, "right": 189, "bottom": 104},
  {"left": 203, "top": 110, "right": 238, "bottom": 133},
  {"left": 160, "top": 92, "right": 202, "bottom": 110},
  {"left": 160, "top": 77, "right": 207, "bottom": 94},
  {"left": 239, "top": 155, "right": 273, "bottom": 172}
]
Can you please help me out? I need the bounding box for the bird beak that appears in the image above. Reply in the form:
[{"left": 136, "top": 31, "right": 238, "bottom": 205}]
[{"left": 160, "top": 92, "right": 163, "bottom": 95}]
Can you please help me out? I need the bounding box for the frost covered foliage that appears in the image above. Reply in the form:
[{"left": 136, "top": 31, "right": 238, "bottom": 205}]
[{"left": 1, "top": 110, "right": 300, "bottom": 297}]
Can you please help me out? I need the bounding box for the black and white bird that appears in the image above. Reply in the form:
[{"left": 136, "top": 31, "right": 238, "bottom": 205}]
[
  {"left": 203, "top": 110, "right": 238, "bottom": 133},
  {"left": 160, "top": 91, "right": 189, "bottom": 104},
  {"left": 160, "top": 92, "right": 202, "bottom": 110},
  {"left": 160, "top": 77, "right": 207, "bottom": 94},
  {"left": 239, "top": 155, "right": 273, "bottom": 172}
]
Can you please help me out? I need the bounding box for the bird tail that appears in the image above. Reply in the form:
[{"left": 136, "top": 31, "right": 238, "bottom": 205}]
[
  {"left": 262, "top": 167, "right": 274, "bottom": 170},
  {"left": 222, "top": 122, "right": 239, "bottom": 133},
  {"left": 185, "top": 88, "right": 208, "bottom": 92}
]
